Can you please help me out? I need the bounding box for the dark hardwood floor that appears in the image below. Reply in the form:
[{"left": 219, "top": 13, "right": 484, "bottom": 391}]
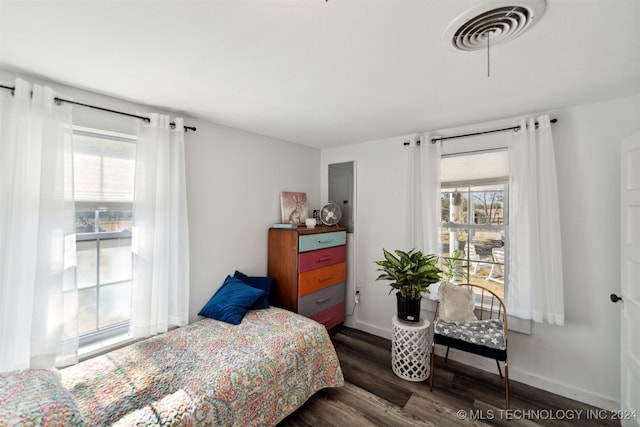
[{"left": 279, "top": 327, "right": 620, "bottom": 427}]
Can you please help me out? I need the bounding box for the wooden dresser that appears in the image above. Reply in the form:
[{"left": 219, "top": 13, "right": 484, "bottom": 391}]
[{"left": 267, "top": 226, "right": 346, "bottom": 331}]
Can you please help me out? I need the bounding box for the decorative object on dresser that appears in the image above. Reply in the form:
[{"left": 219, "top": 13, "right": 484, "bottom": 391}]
[
  {"left": 312, "top": 209, "right": 321, "bottom": 223},
  {"left": 375, "top": 248, "right": 442, "bottom": 322},
  {"left": 268, "top": 226, "right": 347, "bottom": 332},
  {"left": 279, "top": 191, "right": 308, "bottom": 224},
  {"left": 318, "top": 201, "right": 342, "bottom": 226}
]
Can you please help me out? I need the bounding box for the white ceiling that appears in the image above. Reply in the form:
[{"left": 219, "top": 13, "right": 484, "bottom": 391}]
[{"left": 1, "top": 0, "right": 639, "bottom": 148}]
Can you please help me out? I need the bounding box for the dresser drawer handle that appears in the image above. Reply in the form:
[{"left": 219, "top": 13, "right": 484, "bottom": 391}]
[
  {"left": 318, "top": 276, "right": 333, "bottom": 283},
  {"left": 317, "top": 256, "right": 333, "bottom": 262},
  {"left": 315, "top": 297, "right": 332, "bottom": 304},
  {"left": 317, "top": 238, "right": 334, "bottom": 244}
]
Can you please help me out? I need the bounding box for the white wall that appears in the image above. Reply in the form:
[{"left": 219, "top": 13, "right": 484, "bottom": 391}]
[
  {"left": 321, "top": 94, "right": 640, "bottom": 410},
  {"left": 185, "top": 122, "right": 320, "bottom": 322},
  {"left": 0, "top": 68, "right": 321, "bottom": 323}
]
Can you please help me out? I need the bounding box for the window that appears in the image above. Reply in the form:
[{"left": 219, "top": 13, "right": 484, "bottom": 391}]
[
  {"left": 439, "top": 150, "right": 509, "bottom": 299},
  {"left": 73, "top": 127, "right": 136, "bottom": 344}
]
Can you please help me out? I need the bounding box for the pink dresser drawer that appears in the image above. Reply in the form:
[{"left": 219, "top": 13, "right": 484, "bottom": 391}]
[
  {"left": 298, "top": 246, "right": 346, "bottom": 273},
  {"left": 310, "top": 301, "right": 344, "bottom": 330}
]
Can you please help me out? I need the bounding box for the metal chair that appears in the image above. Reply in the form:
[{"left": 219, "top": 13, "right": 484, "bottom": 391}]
[
  {"left": 465, "top": 243, "right": 492, "bottom": 276},
  {"left": 429, "top": 283, "right": 510, "bottom": 409},
  {"left": 487, "top": 247, "right": 505, "bottom": 283}
]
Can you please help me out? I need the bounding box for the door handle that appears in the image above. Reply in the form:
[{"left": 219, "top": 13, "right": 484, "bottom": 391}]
[{"left": 610, "top": 293, "right": 623, "bottom": 303}]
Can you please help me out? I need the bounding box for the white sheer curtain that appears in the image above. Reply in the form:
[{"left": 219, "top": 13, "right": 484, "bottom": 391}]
[
  {"left": 508, "top": 115, "right": 564, "bottom": 325},
  {"left": 406, "top": 133, "right": 441, "bottom": 254},
  {"left": 0, "top": 78, "right": 78, "bottom": 371},
  {"left": 129, "top": 114, "right": 190, "bottom": 338}
]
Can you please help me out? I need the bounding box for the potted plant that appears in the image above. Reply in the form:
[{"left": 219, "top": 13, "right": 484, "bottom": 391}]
[
  {"left": 443, "top": 249, "right": 468, "bottom": 283},
  {"left": 457, "top": 231, "right": 468, "bottom": 251},
  {"left": 375, "top": 248, "right": 442, "bottom": 322}
]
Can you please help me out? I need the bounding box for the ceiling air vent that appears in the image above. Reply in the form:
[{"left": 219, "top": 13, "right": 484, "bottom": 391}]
[{"left": 444, "top": 0, "right": 546, "bottom": 52}]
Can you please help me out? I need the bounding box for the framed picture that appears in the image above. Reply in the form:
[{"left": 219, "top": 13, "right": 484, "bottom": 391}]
[{"left": 280, "top": 191, "right": 308, "bottom": 224}]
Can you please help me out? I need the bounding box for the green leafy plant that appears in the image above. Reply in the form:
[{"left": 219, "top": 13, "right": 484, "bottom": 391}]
[
  {"left": 375, "top": 249, "right": 442, "bottom": 300},
  {"left": 442, "top": 249, "right": 468, "bottom": 283}
]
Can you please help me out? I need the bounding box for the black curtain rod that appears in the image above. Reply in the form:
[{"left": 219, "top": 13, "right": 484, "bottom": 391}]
[
  {"left": 0, "top": 84, "right": 196, "bottom": 132},
  {"left": 402, "top": 118, "right": 558, "bottom": 146},
  {"left": 430, "top": 118, "right": 557, "bottom": 144}
]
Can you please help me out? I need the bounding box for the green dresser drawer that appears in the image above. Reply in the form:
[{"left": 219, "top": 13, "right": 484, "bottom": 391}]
[{"left": 298, "top": 231, "right": 346, "bottom": 253}]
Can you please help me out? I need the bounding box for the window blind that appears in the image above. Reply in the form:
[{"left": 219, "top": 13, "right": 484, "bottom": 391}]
[
  {"left": 441, "top": 150, "right": 509, "bottom": 183},
  {"left": 73, "top": 132, "right": 135, "bottom": 205}
]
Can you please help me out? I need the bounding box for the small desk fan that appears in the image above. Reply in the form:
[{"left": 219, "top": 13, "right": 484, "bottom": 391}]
[{"left": 319, "top": 202, "right": 342, "bottom": 226}]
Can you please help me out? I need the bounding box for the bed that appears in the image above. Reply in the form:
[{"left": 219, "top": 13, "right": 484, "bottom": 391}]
[{"left": 1, "top": 307, "right": 344, "bottom": 426}]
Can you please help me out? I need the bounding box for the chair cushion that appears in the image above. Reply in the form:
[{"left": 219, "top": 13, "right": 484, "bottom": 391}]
[
  {"left": 434, "top": 318, "right": 506, "bottom": 350},
  {"left": 438, "top": 282, "right": 478, "bottom": 324}
]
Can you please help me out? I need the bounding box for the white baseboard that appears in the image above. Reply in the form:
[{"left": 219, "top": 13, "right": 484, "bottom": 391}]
[
  {"left": 352, "top": 319, "right": 392, "bottom": 340},
  {"left": 509, "top": 367, "right": 620, "bottom": 411},
  {"left": 434, "top": 347, "right": 620, "bottom": 411}
]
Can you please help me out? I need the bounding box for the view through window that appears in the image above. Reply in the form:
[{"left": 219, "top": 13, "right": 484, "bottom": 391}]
[
  {"left": 440, "top": 181, "right": 508, "bottom": 299},
  {"left": 73, "top": 127, "right": 135, "bottom": 343}
]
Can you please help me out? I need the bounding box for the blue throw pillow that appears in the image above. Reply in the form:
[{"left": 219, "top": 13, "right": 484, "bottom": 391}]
[
  {"left": 198, "top": 276, "right": 265, "bottom": 325},
  {"left": 233, "top": 270, "right": 272, "bottom": 310}
]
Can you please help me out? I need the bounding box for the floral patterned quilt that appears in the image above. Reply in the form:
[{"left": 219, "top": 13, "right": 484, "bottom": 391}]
[
  {"left": 0, "top": 368, "right": 86, "bottom": 426},
  {"left": 60, "top": 308, "right": 344, "bottom": 426}
]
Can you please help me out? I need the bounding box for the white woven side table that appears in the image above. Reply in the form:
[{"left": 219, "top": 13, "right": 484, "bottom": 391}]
[{"left": 391, "top": 315, "right": 431, "bottom": 382}]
